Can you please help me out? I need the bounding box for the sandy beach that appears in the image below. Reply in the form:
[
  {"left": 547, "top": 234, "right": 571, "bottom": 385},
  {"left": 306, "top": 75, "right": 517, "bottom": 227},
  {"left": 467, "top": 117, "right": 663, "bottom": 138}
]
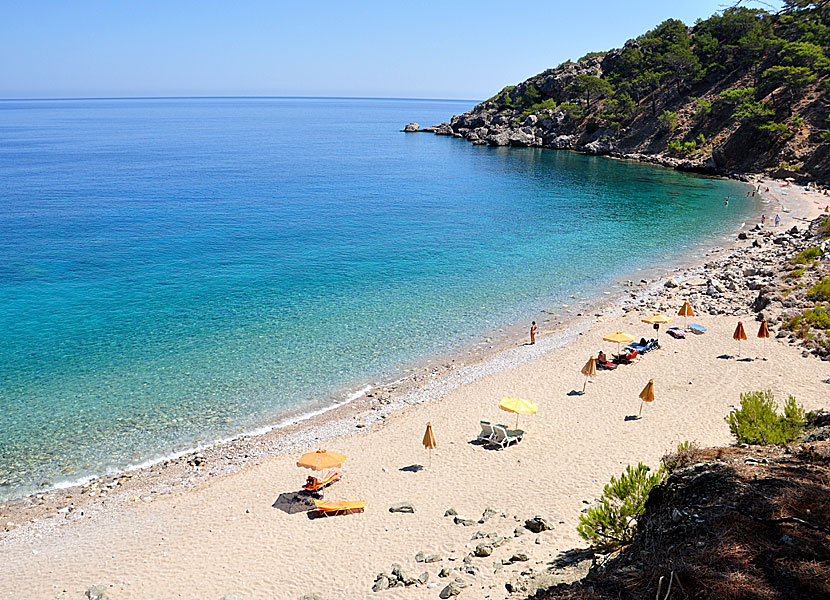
[{"left": 2, "top": 178, "right": 829, "bottom": 600}]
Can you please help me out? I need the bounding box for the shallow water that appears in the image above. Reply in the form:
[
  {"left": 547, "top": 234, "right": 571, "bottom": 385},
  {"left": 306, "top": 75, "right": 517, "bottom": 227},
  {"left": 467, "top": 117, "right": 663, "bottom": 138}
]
[{"left": 0, "top": 97, "right": 756, "bottom": 499}]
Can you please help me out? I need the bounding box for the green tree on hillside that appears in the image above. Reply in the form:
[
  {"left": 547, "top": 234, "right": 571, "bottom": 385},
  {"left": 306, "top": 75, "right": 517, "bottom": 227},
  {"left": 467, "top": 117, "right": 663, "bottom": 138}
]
[{"left": 567, "top": 75, "right": 614, "bottom": 112}]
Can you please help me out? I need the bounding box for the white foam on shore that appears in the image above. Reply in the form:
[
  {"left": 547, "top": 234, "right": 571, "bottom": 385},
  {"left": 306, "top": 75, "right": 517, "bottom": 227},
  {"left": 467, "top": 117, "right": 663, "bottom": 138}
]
[{"left": 27, "top": 384, "right": 376, "bottom": 496}]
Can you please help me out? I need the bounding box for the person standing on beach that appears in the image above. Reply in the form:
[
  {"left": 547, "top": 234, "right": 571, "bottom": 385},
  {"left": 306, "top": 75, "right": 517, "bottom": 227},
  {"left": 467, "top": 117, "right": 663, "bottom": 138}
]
[
  {"left": 775, "top": 214, "right": 781, "bottom": 227},
  {"left": 762, "top": 214, "right": 766, "bottom": 225},
  {"left": 530, "top": 321, "right": 537, "bottom": 345}
]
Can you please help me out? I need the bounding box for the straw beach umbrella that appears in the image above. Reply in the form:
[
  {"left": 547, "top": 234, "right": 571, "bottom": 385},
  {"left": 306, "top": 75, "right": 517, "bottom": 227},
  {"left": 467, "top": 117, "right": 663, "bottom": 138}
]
[
  {"left": 603, "top": 331, "right": 635, "bottom": 354},
  {"left": 678, "top": 302, "right": 695, "bottom": 329},
  {"left": 422, "top": 422, "right": 437, "bottom": 467},
  {"left": 638, "top": 378, "right": 655, "bottom": 416},
  {"left": 499, "top": 397, "right": 538, "bottom": 429},
  {"left": 580, "top": 357, "right": 597, "bottom": 393},
  {"left": 733, "top": 321, "right": 748, "bottom": 356},
  {"left": 641, "top": 313, "right": 673, "bottom": 334},
  {"left": 757, "top": 319, "right": 770, "bottom": 359}
]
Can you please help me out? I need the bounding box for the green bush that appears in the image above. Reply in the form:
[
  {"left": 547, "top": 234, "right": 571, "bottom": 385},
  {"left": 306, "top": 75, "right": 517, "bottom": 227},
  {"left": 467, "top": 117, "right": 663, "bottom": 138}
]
[
  {"left": 577, "top": 463, "right": 665, "bottom": 550},
  {"left": 757, "top": 121, "right": 791, "bottom": 140},
  {"left": 579, "top": 51, "right": 607, "bottom": 62},
  {"left": 804, "top": 304, "right": 830, "bottom": 330},
  {"left": 786, "top": 268, "right": 805, "bottom": 279},
  {"left": 808, "top": 277, "right": 830, "bottom": 301},
  {"left": 692, "top": 98, "right": 712, "bottom": 121},
  {"left": 661, "top": 441, "right": 701, "bottom": 472},
  {"left": 658, "top": 110, "right": 678, "bottom": 131},
  {"left": 819, "top": 217, "right": 830, "bottom": 239},
  {"left": 725, "top": 390, "right": 805, "bottom": 445},
  {"left": 559, "top": 102, "right": 584, "bottom": 119},
  {"left": 793, "top": 246, "right": 822, "bottom": 264}
]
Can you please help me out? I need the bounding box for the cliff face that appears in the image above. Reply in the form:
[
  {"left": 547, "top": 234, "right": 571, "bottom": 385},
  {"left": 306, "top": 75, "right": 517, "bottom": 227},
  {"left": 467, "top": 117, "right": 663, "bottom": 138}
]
[{"left": 427, "top": 7, "right": 830, "bottom": 182}]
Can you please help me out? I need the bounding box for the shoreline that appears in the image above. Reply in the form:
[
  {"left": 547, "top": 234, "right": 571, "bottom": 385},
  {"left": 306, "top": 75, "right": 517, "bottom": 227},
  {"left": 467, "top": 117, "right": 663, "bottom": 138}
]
[
  {"left": 0, "top": 174, "right": 816, "bottom": 526},
  {"left": 2, "top": 176, "right": 828, "bottom": 599},
  {"left": 0, "top": 173, "right": 757, "bottom": 506}
]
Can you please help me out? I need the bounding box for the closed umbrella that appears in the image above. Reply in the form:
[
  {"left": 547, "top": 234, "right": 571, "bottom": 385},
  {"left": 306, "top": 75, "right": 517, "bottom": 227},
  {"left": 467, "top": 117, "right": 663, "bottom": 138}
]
[
  {"left": 422, "top": 422, "right": 437, "bottom": 467},
  {"left": 603, "top": 331, "right": 635, "bottom": 354},
  {"left": 499, "top": 397, "right": 538, "bottom": 429},
  {"left": 638, "top": 378, "right": 655, "bottom": 416},
  {"left": 758, "top": 319, "right": 770, "bottom": 359},
  {"left": 733, "top": 321, "right": 747, "bottom": 356},
  {"left": 678, "top": 302, "right": 695, "bottom": 329},
  {"left": 580, "top": 357, "right": 597, "bottom": 393}
]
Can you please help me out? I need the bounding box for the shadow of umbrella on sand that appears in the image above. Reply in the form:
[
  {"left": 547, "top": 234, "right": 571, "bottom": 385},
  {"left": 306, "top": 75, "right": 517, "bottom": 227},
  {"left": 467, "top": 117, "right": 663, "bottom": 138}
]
[{"left": 272, "top": 492, "right": 314, "bottom": 514}]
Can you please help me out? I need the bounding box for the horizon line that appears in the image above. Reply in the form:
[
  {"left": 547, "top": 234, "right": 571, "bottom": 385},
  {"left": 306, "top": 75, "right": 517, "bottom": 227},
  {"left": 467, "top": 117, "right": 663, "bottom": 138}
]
[{"left": 0, "top": 94, "right": 481, "bottom": 103}]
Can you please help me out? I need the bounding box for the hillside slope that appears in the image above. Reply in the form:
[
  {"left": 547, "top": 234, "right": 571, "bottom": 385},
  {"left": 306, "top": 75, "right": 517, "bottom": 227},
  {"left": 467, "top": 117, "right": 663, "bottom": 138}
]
[{"left": 426, "top": 5, "right": 830, "bottom": 182}]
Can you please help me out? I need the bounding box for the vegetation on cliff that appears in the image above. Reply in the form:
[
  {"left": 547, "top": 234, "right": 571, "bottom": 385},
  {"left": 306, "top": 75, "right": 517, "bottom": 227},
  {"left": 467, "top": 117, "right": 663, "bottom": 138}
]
[{"left": 441, "top": 1, "right": 830, "bottom": 181}]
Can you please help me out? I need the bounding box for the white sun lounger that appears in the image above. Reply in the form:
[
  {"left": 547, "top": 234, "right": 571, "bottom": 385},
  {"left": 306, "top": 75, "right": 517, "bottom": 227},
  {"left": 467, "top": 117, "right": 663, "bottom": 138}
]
[
  {"left": 489, "top": 424, "right": 524, "bottom": 449},
  {"left": 478, "top": 420, "right": 496, "bottom": 442}
]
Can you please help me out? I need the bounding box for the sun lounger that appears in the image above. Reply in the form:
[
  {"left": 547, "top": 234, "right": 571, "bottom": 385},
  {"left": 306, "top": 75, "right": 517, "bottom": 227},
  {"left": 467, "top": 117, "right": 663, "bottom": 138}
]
[
  {"left": 302, "top": 470, "right": 341, "bottom": 492},
  {"left": 489, "top": 424, "right": 524, "bottom": 449},
  {"left": 613, "top": 349, "right": 639, "bottom": 364},
  {"left": 597, "top": 360, "right": 617, "bottom": 370},
  {"left": 667, "top": 327, "right": 685, "bottom": 339},
  {"left": 478, "top": 420, "right": 497, "bottom": 442},
  {"left": 688, "top": 324, "right": 706, "bottom": 335},
  {"left": 312, "top": 499, "right": 366, "bottom": 516}
]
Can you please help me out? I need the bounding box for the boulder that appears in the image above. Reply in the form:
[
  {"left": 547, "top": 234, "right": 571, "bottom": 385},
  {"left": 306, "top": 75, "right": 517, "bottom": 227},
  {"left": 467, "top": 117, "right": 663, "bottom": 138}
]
[
  {"left": 371, "top": 576, "right": 389, "bottom": 593},
  {"left": 478, "top": 506, "right": 498, "bottom": 523},
  {"left": 439, "top": 581, "right": 464, "bottom": 598},
  {"left": 474, "top": 542, "right": 493, "bottom": 557},
  {"left": 418, "top": 572, "right": 429, "bottom": 585},
  {"left": 424, "top": 554, "right": 441, "bottom": 563},
  {"left": 434, "top": 123, "right": 454, "bottom": 136},
  {"left": 510, "top": 553, "right": 529, "bottom": 562},
  {"left": 438, "top": 567, "right": 452, "bottom": 578},
  {"left": 524, "top": 515, "right": 553, "bottom": 533},
  {"left": 85, "top": 586, "right": 110, "bottom": 600},
  {"left": 444, "top": 507, "right": 458, "bottom": 517},
  {"left": 389, "top": 502, "right": 415, "bottom": 513},
  {"left": 453, "top": 515, "right": 477, "bottom": 526},
  {"left": 299, "top": 595, "right": 322, "bottom": 600},
  {"left": 403, "top": 122, "right": 419, "bottom": 133}
]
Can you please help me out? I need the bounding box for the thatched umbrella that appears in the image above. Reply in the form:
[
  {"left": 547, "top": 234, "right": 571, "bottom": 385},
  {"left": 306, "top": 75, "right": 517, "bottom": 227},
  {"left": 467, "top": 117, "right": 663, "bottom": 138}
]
[
  {"left": 734, "top": 321, "right": 747, "bottom": 356},
  {"left": 581, "top": 356, "right": 597, "bottom": 393},
  {"left": 638, "top": 379, "right": 655, "bottom": 416},
  {"left": 757, "top": 319, "right": 770, "bottom": 359},
  {"left": 422, "top": 422, "right": 437, "bottom": 467},
  {"left": 678, "top": 302, "right": 695, "bottom": 329}
]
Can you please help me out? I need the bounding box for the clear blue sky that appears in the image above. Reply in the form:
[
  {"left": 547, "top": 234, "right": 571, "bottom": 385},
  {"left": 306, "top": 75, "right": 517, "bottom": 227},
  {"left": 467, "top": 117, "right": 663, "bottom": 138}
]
[{"left": 0, "top": 0, "right": 784, "bottom": 100}]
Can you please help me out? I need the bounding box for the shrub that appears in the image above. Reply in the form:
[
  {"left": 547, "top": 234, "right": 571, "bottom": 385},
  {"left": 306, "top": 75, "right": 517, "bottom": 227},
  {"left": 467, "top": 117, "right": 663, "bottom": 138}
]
[
  {"left": 808, "top": 277, "right": 830, "bottom": 301},
  {"left": 786, "top": 268, "right": 805, "bottom": 279},
  {"left": 559, "top": 101, "right": 584, "bottom": 119},
  {"left": 658, "top": 110, "right": 678, "bottom": 131},
  {"left": 725, "top": 390, "right": 805, "bottom": 445},
  {"left": 792, "top": 246, "right": 822, "bottom": 264},
  {"left": 662, "top": 441, "right": 701, "bottom": 472},
  {"left": 577, "top": 463, "right": 665, "bottom": 551},
  {"left": 804, "top": 303, "right": 830, "bottom": 330},
  {"left": 692, "top": 98, "right": 712, "bottom": 121},
  {"left": 579, "top": 51, "right": 607, "bottom": 62},
  {"left": 757, "top": 121, "right": 790, "bottom": 140},
  {"left": 819, "top": 216, "right": 830, "bottom": 239}
]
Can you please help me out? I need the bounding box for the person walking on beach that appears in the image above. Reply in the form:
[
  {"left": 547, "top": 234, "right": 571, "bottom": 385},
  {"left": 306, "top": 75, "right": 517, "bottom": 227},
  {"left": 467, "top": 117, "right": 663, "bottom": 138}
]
[
  {"left": 762, "top": 214, "right": 766, "bottom": 225},
  {"left": 775, "top": 214, "right": 781, "bottom": 227},
  {"left": 530, "top": 321, "right": 537, "bottom": 345}
]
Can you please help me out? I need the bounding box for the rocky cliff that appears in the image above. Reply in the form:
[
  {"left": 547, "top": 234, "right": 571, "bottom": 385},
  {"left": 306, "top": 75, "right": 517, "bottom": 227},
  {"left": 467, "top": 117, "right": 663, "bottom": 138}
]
[{"left": 420, "top": 5, "right": 830, "bottom": 183}]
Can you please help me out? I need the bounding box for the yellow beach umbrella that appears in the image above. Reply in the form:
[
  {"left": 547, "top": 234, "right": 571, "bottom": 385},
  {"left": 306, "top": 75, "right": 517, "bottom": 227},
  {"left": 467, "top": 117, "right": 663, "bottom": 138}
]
[
  {"left": 733, "top": 321, "right": 747, "bottom": 356},
  {"left": 499, "top": 397, "right": 538, "bottom": 429},
  {"left": 642, "top": 313, "right": 673, "bottom": 334},
  {"left": 603, "top": 331, "right": 635, "bottom": 354},
  {"left": 638, "top": 378, "right": 655, "bottom": 416},
  {"left": 297, "top": 449, "right": 347, "bottom": 471},
  {"left": 580, "top": 356, "right": 597, "bottom": 393},
  {"left": 678, "top": 302, "right": 695, "bottom": 329},
  {"left": 758, "top": 319, "right": 770, "bottom": 359}
]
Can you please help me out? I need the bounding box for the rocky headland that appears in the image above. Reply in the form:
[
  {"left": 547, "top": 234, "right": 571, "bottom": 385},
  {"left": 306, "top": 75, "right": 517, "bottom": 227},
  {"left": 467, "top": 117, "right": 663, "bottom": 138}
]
[{"left": 410, "top": 5, "right": 830, "bottom": 183}]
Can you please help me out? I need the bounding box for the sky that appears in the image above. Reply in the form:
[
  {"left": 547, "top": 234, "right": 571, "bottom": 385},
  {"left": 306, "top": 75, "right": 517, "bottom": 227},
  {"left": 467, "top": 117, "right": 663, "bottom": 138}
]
[{"left": 0, "top": 0, "right": 785, "bottom": 100}]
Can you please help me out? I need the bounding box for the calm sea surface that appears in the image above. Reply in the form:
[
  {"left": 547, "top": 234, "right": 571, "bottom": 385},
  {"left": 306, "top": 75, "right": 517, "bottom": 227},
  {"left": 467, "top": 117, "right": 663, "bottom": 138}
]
[{"left": 0, "top": 98, "right": 756, "bottom": 499}]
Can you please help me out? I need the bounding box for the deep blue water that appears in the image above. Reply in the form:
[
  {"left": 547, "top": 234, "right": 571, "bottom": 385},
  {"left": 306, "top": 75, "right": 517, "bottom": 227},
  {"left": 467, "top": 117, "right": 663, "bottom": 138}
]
[{"left": 0, "top": 97, "right": 755, "bottom": 499}]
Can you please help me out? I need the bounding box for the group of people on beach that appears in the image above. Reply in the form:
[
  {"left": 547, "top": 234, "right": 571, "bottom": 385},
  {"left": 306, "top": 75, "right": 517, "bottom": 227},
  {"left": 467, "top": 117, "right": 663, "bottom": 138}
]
[
  {"left": 807, "top": 181, "right": 830, "bottom": 196},
  {"left": 760, "top": 214, "right": 781, "bottom": 227}
]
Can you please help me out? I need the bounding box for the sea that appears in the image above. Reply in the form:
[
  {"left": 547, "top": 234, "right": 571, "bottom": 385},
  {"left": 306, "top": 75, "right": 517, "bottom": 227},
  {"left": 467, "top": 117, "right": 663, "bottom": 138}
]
[{"left": 0, "top": 97, "right": 757, "bottom": 500}]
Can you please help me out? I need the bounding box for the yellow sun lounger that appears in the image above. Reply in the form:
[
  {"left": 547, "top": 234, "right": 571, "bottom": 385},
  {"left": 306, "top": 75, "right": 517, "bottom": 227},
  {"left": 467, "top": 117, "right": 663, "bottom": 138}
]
[{"left": 312, "top": 499, "right": 366, "bottom": 516}]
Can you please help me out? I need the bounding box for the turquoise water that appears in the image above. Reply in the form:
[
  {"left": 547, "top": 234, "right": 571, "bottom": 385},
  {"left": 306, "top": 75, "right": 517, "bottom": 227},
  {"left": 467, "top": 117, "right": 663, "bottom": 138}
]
[{"left": 0, "top": 98, "right": 755, "bottom": 500}]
